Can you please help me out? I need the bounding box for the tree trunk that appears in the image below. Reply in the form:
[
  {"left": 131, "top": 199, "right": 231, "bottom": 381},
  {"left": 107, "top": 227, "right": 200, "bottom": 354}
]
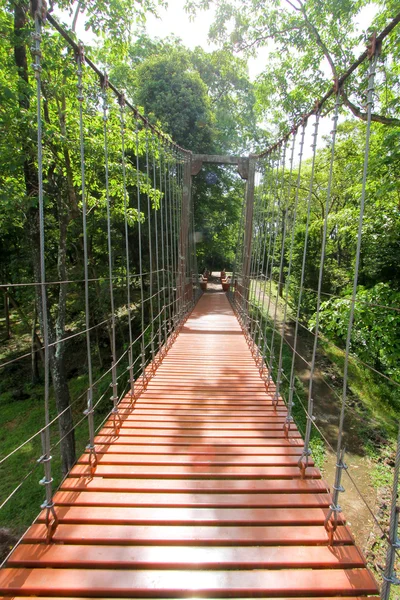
[
  {"left": 49, "top": 347, "right": 75, "bottom": 474},
  {"left": 31, "top": 304, "right": 40, "bottom": 384},
  {"left": 13, "top": 0, "right": 75, "bottom": 475},
  {"left": 4, "top": 289, "right": 11, "bottom": 340}
]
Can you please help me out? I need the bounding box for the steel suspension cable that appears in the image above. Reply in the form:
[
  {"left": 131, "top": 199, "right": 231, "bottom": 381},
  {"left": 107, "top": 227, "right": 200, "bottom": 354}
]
[
  {"left": 254, "top": 158, "right": 272, "bottom": 352},
  {"left": 119, "top": 94, "right": 135, "bottom": 402},
  {"left": 272, "top": 131, "right": 298, "bottom": 406},
  {"left": 32, "top": 2, "right": 58, "bottom": 542},
  {"left": 324, "top": 53, "right": 380, "bottom": 543},
  {"left": 256, "top": 155, "right": 274, "bottom": 356},
  {"left": 261, "top": 149, "right": 281, "bottom": 362},
  {"left": 163, "top": 146, "right": 173, "bottom": 339},
  {"left": 152, "top": 134, "right": 162, "bottom": 357},
  {"left": 299, "top": 95, "right": 340, "bottom": 478},
  {"left": 135, "top": 118, "right": 146, "bottom": 386},
  {"left": 76, "top": 43, "right": 97, "bottom": 472},
  {"left": 286, "top": 113, "right": 320, "bottom": 435},
  {"left": 158, "top": 141, "right": 168, "bottom": 348},
  {"left": 277, "top": 123, "right": 306, "bottom": 425},
  {"left": 266, "top": 142, "right": 287, "bottom": 384},
  {"left": 101, "top": 75, "right": 120, "bottom": 433},
  {"left": 145, "top": 126, "right": 155, "bottom": 363}
]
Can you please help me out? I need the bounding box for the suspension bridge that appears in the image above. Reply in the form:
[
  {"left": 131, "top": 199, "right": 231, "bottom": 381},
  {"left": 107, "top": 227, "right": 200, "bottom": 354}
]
[{"left": 1, "top": 1, "right": 400, "bottom": 598}]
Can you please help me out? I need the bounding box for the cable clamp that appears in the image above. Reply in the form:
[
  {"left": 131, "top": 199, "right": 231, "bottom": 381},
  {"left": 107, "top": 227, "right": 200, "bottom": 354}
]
[
  {"left": 31, "top": 32, "right": 42, "bottom": 42},
  {"left": 76, "top": 41, "right": 85, "bottom": 63},
  {"left": 31, "top": 63, "right": 42, "bottom": 74},
  {"left": 83, "top": 407, "right": 94, "bottom": 416},
  {"left": 336, "top": 460, "right": 348, "bottom": 470},
  {"left": 329, "top": 503, "right": 342, "bottom": 514},
  {"left": 111, "top": 407, "right": 119, "bottom": 415},
  {"left": 40, "top": 500, "right": 55, "bottom": 510},
  {"left": 333, "top": 484, "right": 345, "bottom": 493},
  {"left": 382, "top": 573, "right": 400, "bottom": 585},
  {"left": 37, "top": 454, "right": 52, "bottom": 464},
  {"left": 39, "top": 476, "right": 53, "bottom": 486},
  {"left": 110, "top": 395, "right": 119, "bottom": 403}
]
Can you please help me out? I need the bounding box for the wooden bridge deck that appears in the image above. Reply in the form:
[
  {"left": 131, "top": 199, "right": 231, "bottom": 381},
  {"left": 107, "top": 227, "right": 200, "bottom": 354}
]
[{"left": 0, "top": 292, "right": 378, "bottom": 599}]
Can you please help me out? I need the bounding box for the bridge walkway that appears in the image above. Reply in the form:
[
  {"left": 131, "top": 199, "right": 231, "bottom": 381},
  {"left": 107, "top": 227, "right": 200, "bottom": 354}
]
[{"left": 0, "top": 292, "right": 378, "bottom": 598}]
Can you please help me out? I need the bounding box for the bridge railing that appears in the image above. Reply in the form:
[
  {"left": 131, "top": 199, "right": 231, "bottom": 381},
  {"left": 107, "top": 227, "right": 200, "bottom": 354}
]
[
  {"left": 231, "top": 18, "right": 400, "bottom": 600},
  {"left": 0, "top": 3, "right": 199, "bottom": 552}
]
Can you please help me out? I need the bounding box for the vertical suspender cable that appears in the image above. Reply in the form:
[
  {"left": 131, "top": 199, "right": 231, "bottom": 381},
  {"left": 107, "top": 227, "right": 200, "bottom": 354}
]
[
  {"left": 119, "top": 95, "right": 135, "bottom": 401},
  {"left": 101, "top": 74, "right": 120, "bottom": 432},
  {"left": 260, "top": 150, "right": 280, "bottom": 362},
  {"left": 271, "top": 131, "right": 297, "bottom": 407},
  {"left": 286, "top": 113, "right": 320, "bottom": 436},
  {"left": 168, "top": 147, "right": 177, "bottom": 331},
  {"left": 145, "top": 127, "right": 155, "bottom": 363},
  {"left": 325, "top": 51, "right": 379, "bottom": 541},
  {"left": 163, "top": 146, "right": 172, "bottom": 341},
  {"left": 77, "top": 44, "right": 97, "bottom": 470},
  {"left": 266, "top": 142, "right": 287, "bottom": 384},
  {"left": 255, "top": 159, "right": 268, "bottom": 354},
  {"left": 152, "top": 134, "right": 162, "bottom": 358},
  {"left": 159, "top": 142, "right": 168, "bottom": 348},
  {"left": 276, "top": 123, "right": 306, "bottom": 423},
  {"left": 257, "top": 154, "right": 273, "bottom": 357},
  {"left": 32, "top": 2, "right": 58, "bottom": 543},
  {"left": 135, "top": 118, "right": 146, "bottom": 386},
  {"left": 299, "top": 95, "right": 340, "bottom": 477}
]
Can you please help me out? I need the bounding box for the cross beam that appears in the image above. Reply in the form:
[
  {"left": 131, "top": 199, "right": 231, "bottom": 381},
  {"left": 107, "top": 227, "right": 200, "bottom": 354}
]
[{"left": 191, "top": 154, "right": 249, "bottom": 180}]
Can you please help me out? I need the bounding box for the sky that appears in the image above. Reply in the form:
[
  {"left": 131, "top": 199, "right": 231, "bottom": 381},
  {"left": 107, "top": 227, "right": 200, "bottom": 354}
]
[{"left": 144, "top": 0, "right": 270, "bottom": 81}]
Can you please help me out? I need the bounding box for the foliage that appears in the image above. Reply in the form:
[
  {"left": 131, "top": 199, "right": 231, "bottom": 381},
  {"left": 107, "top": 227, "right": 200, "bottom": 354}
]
[
  {"left": 315, "top": 283, "right": 400, "bottom": 386},
  {"left": 186, "top": 0, "right": 400, "bottom": 131}
]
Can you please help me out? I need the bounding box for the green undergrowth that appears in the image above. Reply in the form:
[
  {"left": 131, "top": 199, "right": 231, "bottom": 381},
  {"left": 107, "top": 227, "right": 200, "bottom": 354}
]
[
  {"left": 263, "top": 320, "right": 326, "bottom": 469},
  {"left": 320, "top": 338, "right": 398, "bottom": 440},
  {"left": 0, "top": 361, "right": 129, "bottom": 535},
  {"left": 247, "top": 297, "right": 325, "bottom": 469}
]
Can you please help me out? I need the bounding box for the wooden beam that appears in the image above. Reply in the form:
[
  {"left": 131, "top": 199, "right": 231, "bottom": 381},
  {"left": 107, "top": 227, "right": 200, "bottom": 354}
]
[{"left": 191, "top": 155, "right": 250, "bottom": 180}]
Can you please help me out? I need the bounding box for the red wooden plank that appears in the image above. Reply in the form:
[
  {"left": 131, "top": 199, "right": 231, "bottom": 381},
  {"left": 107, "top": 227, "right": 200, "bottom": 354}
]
[
  {"left": 77, "top": 453, "right": 314, "bottom": 467},
  {"left": 98, "top": 429, "right": 303, "bottom": 440},
  {"left": 0, "top": 567, "right": 379, "bottom": 597},
  {"left": 24, "top": 523, "right": 354, "bottom": 545},
  {"left": 0, "top": 292, "right": 378, "bottom": 600},
  {"left": 69, "top": 463, "right": 320, "bottom": 479},
  {"left": 90, "top": 443, "right": 305, "bottom": 455},
  {"left": 53, "top": 490, "right": 331, "bottom": 508},
  {"left": 60, "top": 477, "right": 329, "bottom": 494},
  {"left": 37, "top": 506, "right": 339, "bottom": 526},
  {"left": 7, "top": 544, "right": 365, "bottom": 569},
  {"left": 92, "top": 435, "right": 302, "bottom": 446}
]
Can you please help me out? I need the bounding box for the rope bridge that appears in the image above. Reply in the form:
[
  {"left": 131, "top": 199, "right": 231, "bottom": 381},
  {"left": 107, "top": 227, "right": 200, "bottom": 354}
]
[{"left": 0, "top": 1, "right": 400, "bottom": 598}]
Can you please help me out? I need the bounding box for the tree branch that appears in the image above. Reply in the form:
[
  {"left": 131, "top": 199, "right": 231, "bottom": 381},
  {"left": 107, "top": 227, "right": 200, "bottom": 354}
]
[
  {"left": 298, "top": 3, "right": 338, "bottom": 80},
  {"left": 340, "top": 87, "right": 400, "bottom": 126}
]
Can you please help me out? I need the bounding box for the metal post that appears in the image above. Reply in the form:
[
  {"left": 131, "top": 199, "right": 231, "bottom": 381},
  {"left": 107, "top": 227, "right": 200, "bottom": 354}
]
[
  {"left": 178, "top": 157, "right": 191, "bottom": 322},
  {"left": 242, "top": 155, "right": 256, "bottom": 326}
]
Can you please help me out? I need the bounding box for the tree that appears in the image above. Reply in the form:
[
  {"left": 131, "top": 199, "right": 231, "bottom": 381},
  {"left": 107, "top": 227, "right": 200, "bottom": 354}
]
[{"left": 186, "top": 0, "right": 400, "bottom": 130}]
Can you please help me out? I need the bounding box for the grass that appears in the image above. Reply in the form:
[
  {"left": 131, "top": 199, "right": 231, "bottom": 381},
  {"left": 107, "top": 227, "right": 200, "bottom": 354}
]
[
  {"left": 320, "top": 339, "right": 399, "bottom": 439},
  {"left": 0, "top": 299, "right": 153, "bottom": 536},
  {"left": 0, "top": 361, "right": 124, "bottom": 534}
]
